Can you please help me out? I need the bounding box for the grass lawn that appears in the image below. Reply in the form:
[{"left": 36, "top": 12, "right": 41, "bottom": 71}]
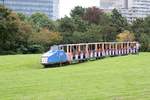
[{"left": 0, "top": 53, "right": 150, "bottom": 100}]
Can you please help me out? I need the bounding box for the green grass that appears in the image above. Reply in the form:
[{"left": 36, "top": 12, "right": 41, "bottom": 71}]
[{"left": 0, "top": 53, "right": 150, "bottom": 100}]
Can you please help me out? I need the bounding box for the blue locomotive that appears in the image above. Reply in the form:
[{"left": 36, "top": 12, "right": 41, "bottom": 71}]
[{"left": 41, "top": 46, "right": 68, "bottom": 66}]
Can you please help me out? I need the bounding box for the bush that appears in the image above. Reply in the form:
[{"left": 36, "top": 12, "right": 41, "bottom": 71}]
[
  {"left": 0, "top": 50, "right": 16, "bottom": 55},
  {"left": 138, "top": 33, "right": 150, "bottom": 52},
  {"left": 28, "top": 45, "right": 45, "bottom": 54}
]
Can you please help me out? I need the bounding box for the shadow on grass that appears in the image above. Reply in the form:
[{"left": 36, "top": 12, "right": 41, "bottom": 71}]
[
  {"left": 43, "top": 54, "right": 139, "bottom": 69},
  {"left": 43, "top": 57, "right": 106, "bottom": 69}
]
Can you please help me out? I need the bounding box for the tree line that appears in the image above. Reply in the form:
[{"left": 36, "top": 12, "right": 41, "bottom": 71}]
[{"left": 0, "top": 5, "right": 149, "bottom": 55}]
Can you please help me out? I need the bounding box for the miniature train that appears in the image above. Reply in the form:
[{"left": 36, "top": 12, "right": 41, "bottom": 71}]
[{"left": 41, "top": 42, "right": 140, "bottom": 66}]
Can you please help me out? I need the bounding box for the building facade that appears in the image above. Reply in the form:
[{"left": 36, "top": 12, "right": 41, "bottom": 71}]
[
  {"left": 120, "top": 0, "right": 150, "bottom": 22},
  {"left": 99, "top": 0, "right": 128, "bottom": 14},
  {"left": 0, "top": 0, "right": 59, "bottom": 20},
  {"left": 100, "top": 0, "right": 125, "bottom": 9},
  {"left": 100, "top": 0, "right": 150, "bottom": 22}
]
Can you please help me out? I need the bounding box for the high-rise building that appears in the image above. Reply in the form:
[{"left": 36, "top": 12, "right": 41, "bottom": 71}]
[
  {"left": 0, "top": 0, "right": 59, "bottom": 20},
  {"left": 122, "top": 0, "right": 133, "bottom": 8},
  {"left": 120, "top": 0, "right": 150, "bottom": 22},
  {"left": 100, "top": 0, "right": 114, "bottom": 9},
  {"left": 100, "top": 0, "right": 125, "bottom": 9},
  {"left": 100, "top": 0, "right": 150, "bottom": 22}
]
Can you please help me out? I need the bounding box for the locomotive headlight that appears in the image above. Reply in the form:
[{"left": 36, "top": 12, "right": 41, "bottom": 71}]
[{"left": 41, "top": 57, "right": 48, "bottom": 64}]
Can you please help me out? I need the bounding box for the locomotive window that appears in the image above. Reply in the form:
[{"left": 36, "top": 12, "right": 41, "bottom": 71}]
[{"left": 63, "top": 46, "right": 67, "bottom": 52}]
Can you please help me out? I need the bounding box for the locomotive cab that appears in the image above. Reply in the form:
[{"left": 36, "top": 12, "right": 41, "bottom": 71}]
[{"left": 41, "top": 45, "right": 68, "bottom": 66}]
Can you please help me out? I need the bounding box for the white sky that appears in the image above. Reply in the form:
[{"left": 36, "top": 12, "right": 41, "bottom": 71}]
[{"left": 59, "top": 0, "right": 99, "bottom": 18}]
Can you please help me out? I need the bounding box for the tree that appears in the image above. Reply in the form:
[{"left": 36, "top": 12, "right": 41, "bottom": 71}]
[
  {"left": 98, "top": 13, "right": 111, "bottom": 25},
  {"left": 0, "top": 5, "right": 35, "bottom": 54},
  {"left": 73, "top": 16, "right": 89, "bottom": 32},
  {"left": 143, "top": 17, "right": 150, "bottom": 38},
  {"left": 58, "top": 16, "right": 76, "bottom": 33},
  {"left": 30, "top": 28, "right": 62, "bottom": 49},
  {"left": 111, "top": 9, "right": 129, "bottom": 33},
  {"left": 138, "top": 33, "right": 150, "bottom": 51},
  {"left": 100, "top": 25, "right": 117, "bottom": 42},
  {"left": 116, "top": 30, "right": 135, "bottom": 42},
  {"left": 18, "top": 21, "right": 33, "bottom": 46},
  {"left": 0, "top": 5, "right": 22, "bottom": 54},
  {"left": 71, "top": 31, "right": 86, "bottom": 43},
  {"left": 83, "top": 7, "right": 104, "bottom": 24},
  {"left": 131, "top": 17, "right": 150, "bottom": 51},
  {"left": 17, "top": 13, "right": 29, "bottom": 22},
  {"left": 70, "top": 6, "right": 85, "bottom": 18},
  {"left": 29, "top": 13, "right": 56, "bottom": 31},
  {"left": 131, "top": 18, "right": 145, "bottom": 41},
  {"left": 85, "top": 24, "right": 103, "bottom": 42}
]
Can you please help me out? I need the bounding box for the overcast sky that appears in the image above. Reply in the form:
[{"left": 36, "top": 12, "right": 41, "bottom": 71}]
[{"left": 59, "top": 0, "right": 99, "bottom": 18}]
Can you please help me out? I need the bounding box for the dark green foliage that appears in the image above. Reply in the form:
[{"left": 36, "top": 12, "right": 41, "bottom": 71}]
[
  {"left": 85, "top": 24, "right": 103, "bottom": 42},
  {"left": 58, "top": 16, "right": 76, "bottom": 33},
  {"left": 73, "top": 16, "right": 89, "bottom": 32},
  {"left": 0, "top": 5, "right": 60, "bottom": 54},
  {"left": 29, "top": 13, "right": 57, "bottom": 31},
  {"left": 138, "top": 33, "right": 150, "bottom": 51},
  {"left": 131, "top": 17, "right": 150, "bottom": 51},
  {"left": 111, "top": 9, "right": 129, "bottom": 33},
  {"left": 0, "top": 5, "right": 150, "bottom": 55},
  {"left": 28, "top": 45, "right": 45, "bottom": 54},
  {"left": 17, "top": 13, "right": 29, "bottom": 22},
  {"left": 101, "top": 25, "right": 117, "bottom": 42},
  {"left": 70, "top": 6, "right": 85, "bottom": 18},
  {"left": 0, "top": 5, "right": 23, "bottom": 54}
]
